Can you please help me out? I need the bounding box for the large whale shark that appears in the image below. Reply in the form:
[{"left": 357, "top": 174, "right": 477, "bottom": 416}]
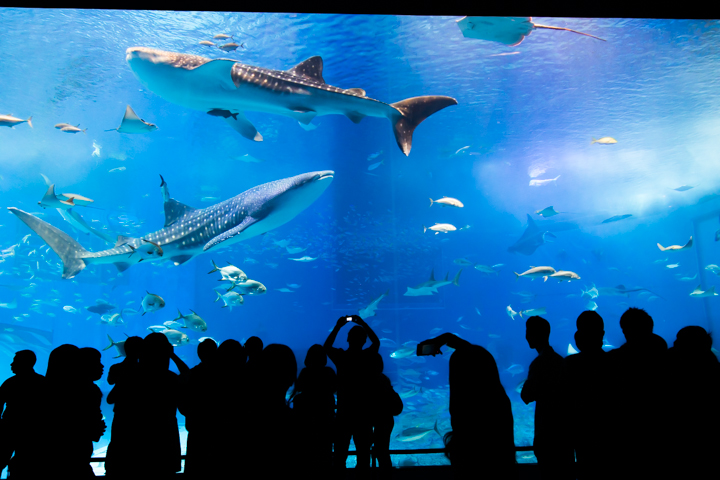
[
  {"left": 125, "top": 47, "right": 457, "bottom": 156},
  {"left": 8, "top": 170, "right": 334, "bottom": 279}
]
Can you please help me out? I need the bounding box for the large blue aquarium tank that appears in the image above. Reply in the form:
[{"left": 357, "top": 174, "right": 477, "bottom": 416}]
[{"left": 1, "top": 9, "right": 720, "bottom": 475}]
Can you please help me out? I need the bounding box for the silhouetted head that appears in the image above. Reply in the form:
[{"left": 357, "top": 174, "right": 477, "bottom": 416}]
[
  {"left": 124, "top": 336, "right": 143, "bottom": 361},
  {"left": 11, "top": 350, "right": 36, "bottom": 375},
  {"left": 449, "top": 344, "right": 506, "bottom": 415},
  {"left": 347, "top": 325, "right": 367, "bottom": 349},
  {"left": 244, "top": 336, "right": 263, "bottom": 358},
  {"left": 577, "top": 310, "right": 604, "bottom": 333},
  {"left": 218, "top": 339, "right": 246, "bottom": 368},
  {"left": 526, "top": 316, "right": 551, "bottom": 350},
  {"left": 674, "top": 326, "right": 712, "bottom": 352},
  {"left": 79, "top": 347, "right": 104, "bottom": 381},
  {"left": 198, "top": 338, "right": 218, "bottom": 363},
  {"left": 304, "top": 344, "right": 327, "bottom": 368},
  {"left": 369, "top": 352, "right": 384, "bottom": 374},
  {"left": 141, "top": 332, "right": 172, "bottom": 370},
  {"left": 575, "top": 329, "right": 602, "bottom": 352},
  {"left": 46, "top": 344, "right": 80, "bottom": 382},
  {"left": 619, "top": 307, "right": 653, "bottom": 343},
  {"left": 259, "top": 344, "right": 297, "bottom": 400}
]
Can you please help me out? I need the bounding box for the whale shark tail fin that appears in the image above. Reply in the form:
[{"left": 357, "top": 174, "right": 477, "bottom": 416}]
[
  {"left": 391, "top": 96, "right": 458, "bottom": 156},
  {"left": 8, "top": 207, "right": 89, "bottom": 279}
]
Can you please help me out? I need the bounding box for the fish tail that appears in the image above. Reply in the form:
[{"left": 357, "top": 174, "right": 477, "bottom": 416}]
[
  {"left": 423, "top": 225, "right": 427, "bottom": 233},
  {"left": 175, "top": 308, "right": 183, "bottom": 321},
  {"left": 591, "top": 137, "right": 597, "bottom": 144},
  {"left": 102, "top": 334, "right": 115, "bottom": 351},
  {"left": 390, "top": 96, "right": 458, "bottom": 156},
  {"left": 429, "top": 198, "right": 433, "bottom": 207},
  {"left": 452, "top": 269, "right": 462, "bottom": 286},
  {"left": 514, "top": 272, "right": 520, "bottom": 281},
  {"left": 433, "top": 419, "right": 442, "bottom": 438},
  {"left": 208, "top": 259, "right": 220, "bottom": 274},
  {"left": 8, "top": 208, "right": 88, "bottom": 279},
  {"left": 27, "top": 116, "right": 33, "bottom": 128},
  {"left": 215, "top": 291, "right": 221, "bottom": 303},
  {"left": 82, "top": 128, "right": 87, "bottom": 134}
]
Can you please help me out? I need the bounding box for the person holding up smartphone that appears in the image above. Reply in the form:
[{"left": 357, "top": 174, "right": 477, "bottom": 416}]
[
  {"left": 324, "top": 314, "right": 380, "bottom": 472},
  {"left": 417, "top": 332, "right": 517, "bottom": 480}
]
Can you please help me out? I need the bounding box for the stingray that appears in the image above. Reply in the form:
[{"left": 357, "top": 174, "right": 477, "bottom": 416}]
[
  {"left": 457, "top": 17, "right": 606, "bottom": 46},
  {"left": 508, "top": 214, "right": 556, "bottom": 255},
  {"left": 105, "top": 105, "right": 158, "bottom": 134}
]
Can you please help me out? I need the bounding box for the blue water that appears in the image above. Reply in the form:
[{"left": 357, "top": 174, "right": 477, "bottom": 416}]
[{"left": 1, "top": 10, "right": 720, "bottom": 473}]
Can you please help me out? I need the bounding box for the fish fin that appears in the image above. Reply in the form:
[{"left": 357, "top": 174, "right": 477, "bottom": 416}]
[
  {"left": 208, "top": 259, "right": 220, "bottom": 274},
  {"left": 204, "top": 216, "right": 258, "bottom": 251},
  {"left": 164, "top": 199, "right": 196, "bottom": 227},
  {"left": 175, "top": 309, "right": 183, "bottom": 321},
  {"left": 8, "top": 208, "right": 88, "bottom": 279},
  {"left": 390, "top": 96, "right": 457, "bottom": 156},
  {"left": 115, "top": 262, "right": 131, "bottom": 272},
  {"left": 347, "top": 88, "right": 366, "bottom": 96},
  {"left": 170, "top": 255, "right": 193, "bottom": 266},
  {"left": 102, "top": 334, "right": 115, "bottom": 351},
  {"left": 215, "top": 291, "right": 221, "bottom": 302},
  {"left": 115, "top": 235, "right": 136, "bottom": 248},
  {"left": 657, "top": 243, "right": 668, "bottom": 251},
  {"left": 683, "top": 237, "right": 693, "bottom": 249},
  {"left": 286, "top": 56, "right": 325, "bottom": 83},
  {"left": 223, "top": 112, "right": 263, "bottom": 141},
  {"left": 142, "top": 312, "right": 146, "bottom": 316},
  {"left": 452, "top": 269, "right": 462, "bottom": 286},
  {"left": 429, "top": 198, "right": 433, "bottom": 207},
  {"left": 423, "top": 225, "right": 427, "bottom": 233},
  {"left": 345, "top": 111, "right": 366, "bottom": 124},
  {"left": 189, "top": 58, "right": 238, "bottom": 88}
]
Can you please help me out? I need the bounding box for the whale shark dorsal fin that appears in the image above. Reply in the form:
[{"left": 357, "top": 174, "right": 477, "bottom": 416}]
[
  {"left": 164, "top": 199, "right": 196, "bottom": 227},
  {"left": 346, "top": 88, "right": 366, "bottom": 97},
  {"left": 203, "top": 215, "right": 258, "bottom": 251},
  {"left": 287, "top": 56, "right": 325, "bottom": 84}
]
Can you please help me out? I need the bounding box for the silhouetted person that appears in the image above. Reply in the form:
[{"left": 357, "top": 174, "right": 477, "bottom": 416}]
[
  {"left": 105, "top": 336, "right": 143, "bottom": 479},
  {"left": 180, "top": 339, "right": 218, "bottom": 479},
  {"left": 417, "top": 333, "right": 516, "bottom": 480},
  {"left": 45, "top": 344, "right": 94, "bottom": 477},
  {"left": 521, "top": 316, "right": 573, "bottom": 480},
  {"left": 214, "top": 339, "right": 247, "bottom": 478},
  {"left": 109, "top": 333, "right": 185, "bottom": 478},
  {"left": 78, "top": 347, "right": 107, "bottom": 478},
  {"left": 324, "top": 315, "right": 380, "bottom": 471},
  {"left": 606, "top": 307, "right": 667, "bottom": 479},
  {"left": 246, "top": 344, "right": 298, "bottom": 477},
  {"left": 664, "top": 326, "right": 720, "bottom": 478},
  {"left": 564, "top": 311, "right": 608, "bottom": 480},
  {"left": 291, "top": 344, "right": 336, "bottom": 478},
  {"left": 368, "top": 352, "right": 402, "bottom": 479},
  {"left": 0, "top": 350, "right": 45, "bottom": 479}
]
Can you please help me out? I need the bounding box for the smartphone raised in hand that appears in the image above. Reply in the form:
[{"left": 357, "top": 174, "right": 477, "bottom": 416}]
[
  {"left": 417, "top": 343, "right": 442, "bottom": 356},
  {"left": 346, "top": 316, "right": 353, "bottom": 322}
]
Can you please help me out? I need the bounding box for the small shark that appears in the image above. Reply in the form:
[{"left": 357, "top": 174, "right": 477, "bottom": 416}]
[
  {"left": 358, "top": 289, "right": 389, "bottom": 319},
  {"left": 508, "top": 214, "right": 556, "bottom": 255},
  {"left": 38, "top": 184, "right": 94, "bottom": 210},
  {"left": 125, "top": 47, "right": 457, "bottom": 155},
  {"left": 105, "top": 105, "right": 158, "bottom": 133},
  {"left": 8, "top": 170, "right": 334, "bottom": 279}
]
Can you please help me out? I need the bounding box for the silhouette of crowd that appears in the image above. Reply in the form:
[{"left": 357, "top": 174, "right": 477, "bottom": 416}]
[{"left": 0, "top": 307, "right": 717, "bottom": 479}]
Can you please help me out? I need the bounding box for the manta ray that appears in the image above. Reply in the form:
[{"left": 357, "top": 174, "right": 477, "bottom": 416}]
[
  {"left": 508, "top": 214, "right": 557, "bottom": 255},
  {"left": 105, "top": 105, "right": 158, "bottom": 133},
  {"left": 125, "top": 47, "right": 457, "bottom": 155},
  {"left": 8, "top": 170, "right": 334, "bottom": 279}
]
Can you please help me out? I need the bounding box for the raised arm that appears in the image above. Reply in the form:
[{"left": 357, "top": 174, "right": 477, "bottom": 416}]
[
  {"left": 324, "top": 316, "right": 348, "bottom": 350},
  {"left": 170, "top": 350, "right": 190, "bottom": 375},
  {"left": 418, "top": 332, "right": 472, "bottom": 355}
]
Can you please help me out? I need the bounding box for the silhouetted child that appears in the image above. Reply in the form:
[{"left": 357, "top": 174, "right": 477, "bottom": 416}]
[
  {"left": 324, "top": 315, "right": 381, "bottom": 471},
  {"left": 291, "top": 344, "right": 337, "bottom": 477},
  {"left": 368, "top": 352, "right": 402, "bottom": 479},
  {"left": 78, "top": 347, "right": 107, "bottom": 477},
  {"left": 215, "top": 339, "right": 247, "bottom": 478},
  {"left": 417, "top": 333, "right": 516, "bottom": 480},
  {"left": 180, "top": 338, "right": 218, "bottom": 479},
  {"left": 521, "top": 316, "right": 573, "bottom": 480},
  {"left": 105, "top": 336, "right": 143, "bottom": 479},
  {"left": 0, "top": 350, "right": 45, "bottom": 478},
  {"left": 564, "top": 310, "right": 608, "bottom": 480}
]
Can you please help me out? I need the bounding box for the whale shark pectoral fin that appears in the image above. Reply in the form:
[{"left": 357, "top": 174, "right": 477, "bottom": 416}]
[
  {"left": 164, "top": 199, "right": 196, "bottom": 227},
  {"left": 289, "top": 108, "right": 317, "bottom": 125},
  {"left": 203, "top": 216, "right": 258, "bottom": 252},
  {"left": 223, "top": 112, "right": 263, "bottom": 141},
  {"left": 286, "top": 56, "right": 325, "bottom": 83},
  {"left": 191, "top": 59, "right": 239, "bottom": 89},
  {"left": 115, "top": 262, "right": 131, "bottom": 272}
]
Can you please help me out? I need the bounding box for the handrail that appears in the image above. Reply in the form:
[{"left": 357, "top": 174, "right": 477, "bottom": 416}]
[{"left": 89, "top": 446, "right": 535, "bottom": 462}]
